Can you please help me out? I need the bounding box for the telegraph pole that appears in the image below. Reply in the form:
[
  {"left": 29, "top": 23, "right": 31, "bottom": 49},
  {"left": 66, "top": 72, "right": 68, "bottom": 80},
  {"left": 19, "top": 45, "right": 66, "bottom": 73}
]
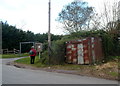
[{"left": 48, "top": 0, "right": 51, "bottom": 65}]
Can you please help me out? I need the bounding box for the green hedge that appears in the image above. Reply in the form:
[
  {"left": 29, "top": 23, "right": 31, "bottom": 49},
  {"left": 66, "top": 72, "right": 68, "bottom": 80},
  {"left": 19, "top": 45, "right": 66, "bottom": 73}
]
[{"left": 41, "top": 30, "right": 120, "bottom": 65}]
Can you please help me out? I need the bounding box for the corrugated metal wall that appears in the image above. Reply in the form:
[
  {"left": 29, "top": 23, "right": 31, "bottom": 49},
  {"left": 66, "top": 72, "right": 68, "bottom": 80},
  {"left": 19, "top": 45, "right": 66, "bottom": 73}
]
[
  {"left": 66, "top": 37, "right": 104, "bottom": 64},
  {"left": 77, "top": 43, "right": 84, "bottom": 64}
]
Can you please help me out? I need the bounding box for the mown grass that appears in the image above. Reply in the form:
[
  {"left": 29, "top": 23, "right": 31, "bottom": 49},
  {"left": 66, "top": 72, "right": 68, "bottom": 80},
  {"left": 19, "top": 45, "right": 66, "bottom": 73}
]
[
  {"left": 14, "top": 56, "right": 119, "bottom": 70},
  {"left": 14, "top": 56, "right": 47, "bottom": 67},
  {"left": 14, "top": 56, "right": 96, "bottom": 70},
  {"left": 1, "top": 53, "right": 29, "bottom": 58},
  {"left": 14, "top": 56, "right": 119, "bottom": 80}
]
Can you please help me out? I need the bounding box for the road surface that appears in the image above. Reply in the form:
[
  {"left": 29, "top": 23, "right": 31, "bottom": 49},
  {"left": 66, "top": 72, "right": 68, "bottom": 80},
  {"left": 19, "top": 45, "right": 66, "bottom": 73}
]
[{"left": 1, "top": 58, "right": 119, "bottom": 84}]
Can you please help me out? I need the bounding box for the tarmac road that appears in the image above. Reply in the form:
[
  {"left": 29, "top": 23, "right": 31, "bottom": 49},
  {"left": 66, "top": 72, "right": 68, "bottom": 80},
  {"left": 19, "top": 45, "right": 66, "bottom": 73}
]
[{"left": 1, "top": 58, "right": 119, "bottom": 84}]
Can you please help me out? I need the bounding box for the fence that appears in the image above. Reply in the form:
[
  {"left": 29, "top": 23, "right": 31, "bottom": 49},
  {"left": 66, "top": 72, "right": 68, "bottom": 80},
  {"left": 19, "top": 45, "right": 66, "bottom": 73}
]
[{"left": 2, "top": 49, "right": 19, "bottom": 54}]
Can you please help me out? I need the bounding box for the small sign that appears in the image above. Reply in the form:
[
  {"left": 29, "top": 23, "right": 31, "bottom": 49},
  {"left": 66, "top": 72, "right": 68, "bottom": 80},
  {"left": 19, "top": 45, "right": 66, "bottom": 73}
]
[
  {"left": 35, "top": 43, "right": 42, "bottom": 52},
  {"left": 38, "top": 46, "right": 41, "bottom": 49}
]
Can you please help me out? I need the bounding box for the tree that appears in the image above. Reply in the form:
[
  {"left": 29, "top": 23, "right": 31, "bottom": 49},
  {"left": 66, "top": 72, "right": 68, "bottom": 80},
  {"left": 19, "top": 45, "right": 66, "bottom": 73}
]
[
  {"left": 2, "top": 21, "right": 63, "bottom": 52},
  {"left": 104, "top": 0, "right": 119, "bottom": 31},
  {"left": 91, "top": 0, "right": 120, "bottom": 31},
  {"left": 57, "top": 0, "right": 94, "bottom": 33}
]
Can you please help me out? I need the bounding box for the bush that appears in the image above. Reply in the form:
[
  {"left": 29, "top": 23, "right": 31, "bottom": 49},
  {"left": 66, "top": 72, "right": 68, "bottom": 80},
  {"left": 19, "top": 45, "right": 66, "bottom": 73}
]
[
  {"left": 41, "top": 30, "right": 120, "bottom": 64},
  {"left": 50, "top": 36, "right": 83, "bottom": 65},
  {"left": 40, "top": 50, "right": 49, "bottom": 64},
  {"left": 40, "top": 35, "right": 80, "bottom": 65},
  {"left": 101, "top": 32, "right": 120, "bottom": 58},
  {"left": 50, "top": 40, "right": 66, "bottom": 64}
]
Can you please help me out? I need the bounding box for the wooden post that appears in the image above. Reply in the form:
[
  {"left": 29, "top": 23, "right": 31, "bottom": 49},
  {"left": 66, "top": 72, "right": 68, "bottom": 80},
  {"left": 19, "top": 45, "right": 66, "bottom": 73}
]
[
  {"left": 39, "top": 52, "right": 40, "bottom": 59},
  {"left": 20, "top": 43, "right": 21, "bottom": 54},
  {"left": 48, "top": 0, "right": 51, "bottom": 65}
]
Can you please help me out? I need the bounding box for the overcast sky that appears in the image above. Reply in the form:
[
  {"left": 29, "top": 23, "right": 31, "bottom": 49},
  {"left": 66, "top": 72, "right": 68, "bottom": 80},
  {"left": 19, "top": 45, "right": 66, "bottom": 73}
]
[{"left": 0, "top": 0, "right": 117, "bottom": 35}]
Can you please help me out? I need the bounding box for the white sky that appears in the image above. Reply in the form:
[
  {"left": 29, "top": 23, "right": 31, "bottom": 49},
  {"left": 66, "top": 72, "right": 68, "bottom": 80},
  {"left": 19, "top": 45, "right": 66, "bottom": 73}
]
[{"left": 0, "top": 0, "right": 118, "bottom": 35}]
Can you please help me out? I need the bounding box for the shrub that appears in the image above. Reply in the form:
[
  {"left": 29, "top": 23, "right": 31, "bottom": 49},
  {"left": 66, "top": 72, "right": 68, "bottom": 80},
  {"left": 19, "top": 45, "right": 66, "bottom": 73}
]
[
  {"left": 40, "top": 50, "right": 49, "bottom": 64},
  {"left": 41, "top": 30, "right": 120, "bottom": 64},
  {"left": 50, "top": 40, "right": 66, "bottom": 64}
]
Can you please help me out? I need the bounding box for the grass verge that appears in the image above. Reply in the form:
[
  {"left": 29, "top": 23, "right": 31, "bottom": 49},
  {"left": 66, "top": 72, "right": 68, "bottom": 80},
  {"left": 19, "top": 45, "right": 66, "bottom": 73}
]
[
  {"left": 14, "top": 56, "right": 119, "bottom": 80},
  {"left": 1, "top": 53, "right": 29, "bottom": 58},
  {"left": 14, "top": 56, "right": 47, "bottom": 67}
]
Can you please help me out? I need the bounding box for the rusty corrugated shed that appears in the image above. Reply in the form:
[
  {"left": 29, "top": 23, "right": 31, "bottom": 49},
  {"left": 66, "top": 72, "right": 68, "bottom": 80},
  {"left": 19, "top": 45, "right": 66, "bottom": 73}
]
[{"left": 66, "top": 37, "right": 104, "bottom": 64}]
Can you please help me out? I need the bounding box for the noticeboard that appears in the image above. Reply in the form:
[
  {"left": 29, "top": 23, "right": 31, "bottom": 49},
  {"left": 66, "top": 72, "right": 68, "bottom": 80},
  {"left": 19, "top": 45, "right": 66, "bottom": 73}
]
[{"left": 35, "top": 43, "right": 42, "bottom": 52}]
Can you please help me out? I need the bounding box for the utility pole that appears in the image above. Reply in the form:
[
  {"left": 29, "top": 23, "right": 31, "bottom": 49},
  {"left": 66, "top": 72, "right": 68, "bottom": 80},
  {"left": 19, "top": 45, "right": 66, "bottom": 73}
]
[{"left": 48, "top": 0, "right": 51, "bottom": 65}]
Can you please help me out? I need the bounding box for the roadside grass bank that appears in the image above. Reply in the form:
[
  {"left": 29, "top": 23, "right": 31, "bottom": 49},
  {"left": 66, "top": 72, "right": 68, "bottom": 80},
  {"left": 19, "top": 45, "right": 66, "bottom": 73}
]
[
  {"left": 1, "top": 53, "right": 29, "bottom": 59},
  {"left": 14, "top": 56, "right": 47, "bottom": 67},
  {"left": 14, "top": 56, "right": 120, "bottom": 80}
]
